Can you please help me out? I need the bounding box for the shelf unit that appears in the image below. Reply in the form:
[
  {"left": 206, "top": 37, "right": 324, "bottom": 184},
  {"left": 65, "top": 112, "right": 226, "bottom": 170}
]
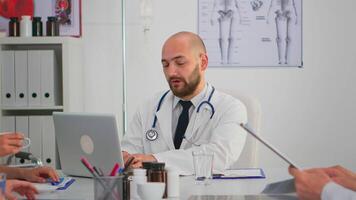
[{"left": 0, "top": 37, "right": 83, "bottom": 168}]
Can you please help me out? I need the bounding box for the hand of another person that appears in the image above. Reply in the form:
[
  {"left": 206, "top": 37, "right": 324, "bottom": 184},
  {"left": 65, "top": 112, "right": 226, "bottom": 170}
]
[
  {"left": 5, "top": 180, "right": 38, "bottom": 200},
  {"left": 323, "top": 165, "right": 356, "bottom": 179},
  {"left": 323, "top": 165, "right": 356, "bottom": 191},
  {"left": 289, "top": 166, "right": 331, "bottom": 200},
  {"left": 130, "top": 154, "right": 157, "bottom": 168},
  {"left": 0, "top": 132, "right": 25, "bottom": 157},
  {"left": 21, "top": 166, "right": 59, "bottom": 183}
]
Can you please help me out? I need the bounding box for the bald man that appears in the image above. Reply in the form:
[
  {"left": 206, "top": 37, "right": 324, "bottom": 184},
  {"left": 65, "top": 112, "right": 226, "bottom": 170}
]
[{"left": 121, "top": 31, "right": 247, "bottom": 174}]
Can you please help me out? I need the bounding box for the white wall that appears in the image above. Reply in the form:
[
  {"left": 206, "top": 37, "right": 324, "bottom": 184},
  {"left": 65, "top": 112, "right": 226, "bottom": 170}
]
[{"left": 83, "top": 0, "right": 356, "bottom": 170}]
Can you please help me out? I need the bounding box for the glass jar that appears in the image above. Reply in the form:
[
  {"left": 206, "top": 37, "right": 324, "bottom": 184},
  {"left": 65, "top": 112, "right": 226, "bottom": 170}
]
[
  {"left": 46, "top": 16, "right": 60, "bottom": 36},
  {"left": 143, "top": 162, "right": 167, "bottom": 198},
  {"left": 8, "top": 17, "right": 20, "bottom": 37},
  {"left": 32, "top": 17, "right": 43, "bottom": 36}
]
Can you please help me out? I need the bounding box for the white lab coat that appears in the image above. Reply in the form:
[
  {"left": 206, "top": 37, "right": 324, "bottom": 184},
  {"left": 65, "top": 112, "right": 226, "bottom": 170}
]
[{"left": 122, "top": 84, "right": 247, "bottom": 174}]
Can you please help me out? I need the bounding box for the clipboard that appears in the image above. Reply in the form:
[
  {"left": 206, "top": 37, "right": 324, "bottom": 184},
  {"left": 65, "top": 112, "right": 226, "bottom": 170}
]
[
  {"left": 213, "top": 168, "right": 266, "bottom": 179},
  {"left": 240, "top": 124, "right": 301, "bottom": 169}
]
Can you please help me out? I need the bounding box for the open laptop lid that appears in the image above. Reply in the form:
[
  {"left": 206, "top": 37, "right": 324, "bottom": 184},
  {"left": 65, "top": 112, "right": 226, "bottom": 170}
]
[{"left": 53, "top": 112, "right": 124, "bottom": 177}]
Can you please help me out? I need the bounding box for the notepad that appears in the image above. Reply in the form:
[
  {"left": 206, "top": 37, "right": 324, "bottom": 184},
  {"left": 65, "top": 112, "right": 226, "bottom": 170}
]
[{"left": 213, "top": 168, "right": 265, "bottom": 179}]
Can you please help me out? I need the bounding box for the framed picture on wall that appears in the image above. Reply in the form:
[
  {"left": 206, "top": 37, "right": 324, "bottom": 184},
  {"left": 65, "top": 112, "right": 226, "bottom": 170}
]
[
  {"left": 198, "top": 0, "right": 303, "bottom": 67},
  {"left": 0, "top": 0, "right": 82, "bottom": 37}
]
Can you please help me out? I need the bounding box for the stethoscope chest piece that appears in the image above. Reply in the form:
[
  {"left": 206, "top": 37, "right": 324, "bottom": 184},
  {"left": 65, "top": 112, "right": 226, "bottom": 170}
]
[{"left": 146, "top": 129, "right": 158, "bottom": 141}]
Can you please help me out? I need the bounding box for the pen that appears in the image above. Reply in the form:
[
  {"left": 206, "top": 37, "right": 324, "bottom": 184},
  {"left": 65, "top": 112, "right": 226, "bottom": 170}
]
[
  {"left": 93, "top": 166, "right": 103, "bottom": 177},
  {"left": 98, "top": 167, "right": 105, "bottom": 177},
  {"left": 124, "top": 156, "right": 135, "bottom": 172},
  {"left": 118, "top": 167, "right": 124, "bottom": 174},
  {"left": 109, "top": 163, "right": 120, "bottom": 176}
]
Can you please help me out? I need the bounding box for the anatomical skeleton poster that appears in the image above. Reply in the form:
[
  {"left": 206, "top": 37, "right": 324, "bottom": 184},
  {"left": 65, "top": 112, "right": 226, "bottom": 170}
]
[{"left": 198, "top": 0, "right": 302, "bottom": 67}]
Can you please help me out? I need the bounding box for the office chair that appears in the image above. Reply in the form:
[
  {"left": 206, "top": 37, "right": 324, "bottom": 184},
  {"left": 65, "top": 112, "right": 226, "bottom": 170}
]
[{"left": 225, "top": 90, "right": 262, "bottom": 168}]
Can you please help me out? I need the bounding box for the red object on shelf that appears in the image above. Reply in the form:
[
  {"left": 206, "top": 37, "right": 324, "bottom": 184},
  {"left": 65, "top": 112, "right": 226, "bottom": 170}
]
[{"left": 0, "top": 0, "right": 34, "bottom": 19}]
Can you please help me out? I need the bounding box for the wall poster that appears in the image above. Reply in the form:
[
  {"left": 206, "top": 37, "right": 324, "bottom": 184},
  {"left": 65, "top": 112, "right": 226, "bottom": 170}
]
[{"left": 198, "top": 0, "right": 302, "bottom": 67}]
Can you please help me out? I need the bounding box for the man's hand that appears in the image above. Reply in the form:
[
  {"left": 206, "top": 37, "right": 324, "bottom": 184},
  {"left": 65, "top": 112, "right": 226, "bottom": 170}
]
[
  {"left": 130, "top": 154, "right": 157, "bottom": 168},
  {"left": 0, "top": 132, "right": 25, "bottom": 157},
  {"left": 21, "top": 166, "right": 59, "bottom": 183},
  {"left": 5, "top": 180, "right": 38, "bottom": 200},
  {"left": 122, "top": 151, "right": 131, "bottom": 163},
  {"left": 323, "top": 165, "right": 356, "bottom": 191},
  {"left": 289, "top": 166, "right": 331, "bottom": 200}
]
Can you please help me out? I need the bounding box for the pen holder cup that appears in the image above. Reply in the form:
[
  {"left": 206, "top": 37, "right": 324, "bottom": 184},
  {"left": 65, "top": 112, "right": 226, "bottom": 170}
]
[{"left": 94, "top": 175, "right": 130, "bottom": 200}]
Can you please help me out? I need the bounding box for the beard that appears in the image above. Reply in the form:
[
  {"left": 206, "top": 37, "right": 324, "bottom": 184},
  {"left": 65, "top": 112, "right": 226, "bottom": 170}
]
[{"left": 168, "top": 64, "right": 201, "bottom": 98}]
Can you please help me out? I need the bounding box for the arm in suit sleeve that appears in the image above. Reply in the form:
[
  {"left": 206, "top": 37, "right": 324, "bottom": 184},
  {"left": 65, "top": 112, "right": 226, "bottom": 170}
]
[
  {"left": 153, "top": 98, "right": 247, "bottom": 174},
  {"left": 321, "top": 182, "right": 356, "bottom": 200}
]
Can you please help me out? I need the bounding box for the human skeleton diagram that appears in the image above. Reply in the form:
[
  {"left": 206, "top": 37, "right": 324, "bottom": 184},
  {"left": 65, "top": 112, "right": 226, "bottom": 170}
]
[
  {"left": 210, "top": 0, "right": 241, "bottom": 64},
  {"left": 267, "top": 0, "right": 298, "bottom": 64}
]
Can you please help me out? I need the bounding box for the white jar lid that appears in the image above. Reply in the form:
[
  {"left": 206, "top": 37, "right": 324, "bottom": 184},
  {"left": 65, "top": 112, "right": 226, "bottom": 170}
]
[
  {"left": 133, "top": 168, "right": 147, "bottom": 176},
  {"left": 21, "top": 15, "right": 32, "bottom": 20}
]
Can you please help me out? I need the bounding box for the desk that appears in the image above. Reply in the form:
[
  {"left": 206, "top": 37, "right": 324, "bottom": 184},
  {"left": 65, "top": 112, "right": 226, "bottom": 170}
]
[{"left": 36, "top": 168, "right": 293, "bottom": 200}]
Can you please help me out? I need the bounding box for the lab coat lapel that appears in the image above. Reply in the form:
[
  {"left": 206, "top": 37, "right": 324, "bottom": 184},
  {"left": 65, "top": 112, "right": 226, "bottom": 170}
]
[
  {"left": 155, "top": 92, "right": 175, "bottom": 149},
  {"left": 184, "top": 93, "right": 215, "bottom": 142},
  {"left": 187, "top": 107, "right": 211, "bottom": 139}
]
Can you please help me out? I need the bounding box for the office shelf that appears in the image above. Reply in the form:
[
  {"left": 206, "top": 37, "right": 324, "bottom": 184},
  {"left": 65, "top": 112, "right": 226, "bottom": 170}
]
[{"left": 0, "top": 37, "right": 83, "bottom": 169}]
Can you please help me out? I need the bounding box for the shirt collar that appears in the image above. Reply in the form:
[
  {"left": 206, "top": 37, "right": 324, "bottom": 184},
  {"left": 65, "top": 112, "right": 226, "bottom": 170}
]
[{"left": 172, "top": 84, "right": 208, "bottom": 109}]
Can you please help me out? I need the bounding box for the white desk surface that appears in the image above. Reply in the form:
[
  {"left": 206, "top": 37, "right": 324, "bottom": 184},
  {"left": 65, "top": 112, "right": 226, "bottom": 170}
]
[{"left": 36, "top": 168, "right": 293, "bottom": 200}]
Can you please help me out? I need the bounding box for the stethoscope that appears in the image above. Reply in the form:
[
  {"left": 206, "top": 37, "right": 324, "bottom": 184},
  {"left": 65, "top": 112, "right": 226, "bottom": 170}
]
[{"left": 145, "top": 86, "right": 216, "bottom": 141}]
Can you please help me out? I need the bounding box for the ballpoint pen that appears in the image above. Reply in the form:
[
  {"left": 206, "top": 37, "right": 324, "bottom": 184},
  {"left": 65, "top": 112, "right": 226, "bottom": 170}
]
[
  {"left": 93, "top": 166, "right": 103, "bottom": 177},
  {"left": 123, "top": 156, "right": 135, "bottom": 173},
  {"left": 110, "top": 163, "right": 120, "bottom": 176}
]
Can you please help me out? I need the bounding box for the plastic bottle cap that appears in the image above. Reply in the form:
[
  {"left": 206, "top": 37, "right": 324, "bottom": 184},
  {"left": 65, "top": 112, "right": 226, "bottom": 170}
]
[
  {"left": 22, "top": 16, "right": 31, "bottom": 20},
  {"left": 33, "top": 17, "right": 42, "bottom": 21}
]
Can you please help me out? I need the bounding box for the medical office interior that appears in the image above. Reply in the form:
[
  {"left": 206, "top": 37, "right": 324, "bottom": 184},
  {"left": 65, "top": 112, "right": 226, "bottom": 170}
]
[{"left": 0, "top": 0, "right": 355, "bottom": 199}]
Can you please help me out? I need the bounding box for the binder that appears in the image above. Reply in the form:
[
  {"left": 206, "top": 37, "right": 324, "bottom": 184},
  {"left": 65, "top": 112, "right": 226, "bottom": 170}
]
[
  {"left": 40, "top": 51, "right": 60, "bottom": 106},
  {"left": 1, "top": 51, "right": 15, "bottom": 107},
  {"left": 15, "top": 116, "right": 31, "bottom": 164},
  {"left": 14, "top": 51, "right": 28, "bottom": 106},
  {"left": 29, "top": 116, "right": 42, "bottom": 160},
  {"left": 0, "top": 116, "right": 15, "bottom": 164},
  {"left": 28, "top": 51, "right": 42, "bottom": 106},
  {"left": 1, "top": 116, "right": 15, "bottom": 132},
  {"left": 42, "top": 116, "right": 56, "bottom": 168}
]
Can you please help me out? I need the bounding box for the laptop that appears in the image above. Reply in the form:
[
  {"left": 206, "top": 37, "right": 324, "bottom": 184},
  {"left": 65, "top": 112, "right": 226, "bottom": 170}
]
[{"left": 53, "top": 112, "right": 124, "bottom": 177}]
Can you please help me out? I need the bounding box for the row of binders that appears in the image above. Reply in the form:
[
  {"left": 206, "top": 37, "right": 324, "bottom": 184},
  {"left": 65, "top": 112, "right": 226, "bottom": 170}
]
[
  {"left": 1, "top": 115, "right": 56, "bottom": 168},
  {"left": 1, "top": 50, "right": 61, "bottom": 107}
]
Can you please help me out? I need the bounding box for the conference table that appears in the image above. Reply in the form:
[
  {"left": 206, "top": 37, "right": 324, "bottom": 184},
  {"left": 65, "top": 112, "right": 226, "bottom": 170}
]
[{"left": 36, "top": 168, "right": 296, "bottom": 200}]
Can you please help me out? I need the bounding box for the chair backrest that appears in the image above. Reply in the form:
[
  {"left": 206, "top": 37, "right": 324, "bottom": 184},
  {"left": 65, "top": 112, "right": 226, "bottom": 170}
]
[{"left": 225, "top": 90, "right": 262, "bottom": 168}]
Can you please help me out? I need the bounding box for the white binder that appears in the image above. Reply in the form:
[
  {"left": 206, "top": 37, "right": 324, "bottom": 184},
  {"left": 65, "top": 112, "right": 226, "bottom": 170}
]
[
  {"left": 29, "top": 116, "right": 42, "bottom": 160},
  {"left": 40, "top": 51, "right": 59, "bottom": 106},
  {"left": 15, "top": 116, "right": 30, "bottom": 164},
  {"left": 28, "top": 51, "right": 42, "bottom": 106},
  {"left": 0, "top": 116, "right": 15, "bottom": 133},
  {"left": 1, "top": 51, "right": 15, "bottom": 107},
  {"left": 42, "top": 116, "right": 56, "bottom": 168},
  {"left": 0, "top": 116, "right": 15, "bottom": 164},
  {"left": 14, "top": 51, "right": 28, "bottom": 106}
]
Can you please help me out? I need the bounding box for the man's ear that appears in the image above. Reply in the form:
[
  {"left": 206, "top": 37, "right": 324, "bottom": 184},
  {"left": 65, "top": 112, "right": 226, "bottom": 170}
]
[{"left": 200, "top": 53, "right": 208, "bottom": 71}]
